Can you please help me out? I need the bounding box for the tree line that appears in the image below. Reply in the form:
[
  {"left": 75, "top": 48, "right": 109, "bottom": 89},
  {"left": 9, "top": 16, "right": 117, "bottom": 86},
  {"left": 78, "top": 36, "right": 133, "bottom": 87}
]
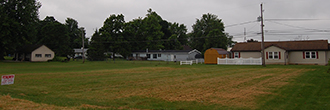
[
  {"left": 88, "top": 9, "right": 235, "bottom": 60},
  {"left": 0, "top": 0, "right": 87, "bottom": 60},
  {"left": 0, "top": 0, "right": 235, "bottom": 61}
]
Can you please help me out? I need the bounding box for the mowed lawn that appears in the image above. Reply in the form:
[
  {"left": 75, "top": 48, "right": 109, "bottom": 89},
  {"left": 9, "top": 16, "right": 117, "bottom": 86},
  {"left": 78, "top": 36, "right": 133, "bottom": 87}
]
[{"left": 0, "top": 61, "right": 330, "bottom": 110}]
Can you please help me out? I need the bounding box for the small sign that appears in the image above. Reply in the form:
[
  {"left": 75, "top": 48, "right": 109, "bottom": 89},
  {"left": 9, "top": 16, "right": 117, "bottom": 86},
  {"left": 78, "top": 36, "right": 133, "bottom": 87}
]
[{"left": 1, "top": 74, "right": 15, "bottom": 85}]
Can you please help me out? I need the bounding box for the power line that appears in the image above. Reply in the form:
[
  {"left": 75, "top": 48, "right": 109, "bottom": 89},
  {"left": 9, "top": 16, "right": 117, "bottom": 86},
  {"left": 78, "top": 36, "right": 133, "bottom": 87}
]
[
  {"left": 224, "top": 20, "right": 258, "bottom": 28},
  {"left": 264, "top": 18, "right": 329, "bottom": 21},
  {"left": 267, "top": 21, "right": 330, "bottom": 32}
]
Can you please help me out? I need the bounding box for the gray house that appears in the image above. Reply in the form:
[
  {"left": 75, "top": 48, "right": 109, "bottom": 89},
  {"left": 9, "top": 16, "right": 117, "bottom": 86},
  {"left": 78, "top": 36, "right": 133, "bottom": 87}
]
[{"left": 131, "top": 49, "right": 202, "bottom": 61}]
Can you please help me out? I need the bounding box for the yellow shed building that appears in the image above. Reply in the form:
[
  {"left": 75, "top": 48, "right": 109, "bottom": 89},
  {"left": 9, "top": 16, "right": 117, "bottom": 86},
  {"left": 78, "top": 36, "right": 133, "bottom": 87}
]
[{"left": 204, "top": 48, "right": 229, "bottom": 64}]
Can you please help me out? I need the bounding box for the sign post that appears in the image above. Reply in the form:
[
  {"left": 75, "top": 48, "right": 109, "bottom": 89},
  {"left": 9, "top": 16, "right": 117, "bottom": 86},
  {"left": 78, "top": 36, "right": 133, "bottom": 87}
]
[{"left": 1, "top": 74, "right": 15, "bottom": 85}]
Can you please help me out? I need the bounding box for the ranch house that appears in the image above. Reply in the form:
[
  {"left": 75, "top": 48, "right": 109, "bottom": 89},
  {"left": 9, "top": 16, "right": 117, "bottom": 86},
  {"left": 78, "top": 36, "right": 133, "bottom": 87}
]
[
  {"left": 15, "top": 45, "right": 54, "bottom": 62},
  {"left": 231, "top": 40, "right": 330, "bottom": 65},
  {"left": 131, "top": 49, "right": 202, "bottom": 61}
]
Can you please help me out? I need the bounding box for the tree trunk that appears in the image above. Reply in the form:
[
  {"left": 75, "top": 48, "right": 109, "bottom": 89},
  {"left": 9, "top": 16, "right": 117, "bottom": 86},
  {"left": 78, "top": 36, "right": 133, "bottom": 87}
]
[{"left": 0, "top": 46, "right": 4, "bottom": 60}]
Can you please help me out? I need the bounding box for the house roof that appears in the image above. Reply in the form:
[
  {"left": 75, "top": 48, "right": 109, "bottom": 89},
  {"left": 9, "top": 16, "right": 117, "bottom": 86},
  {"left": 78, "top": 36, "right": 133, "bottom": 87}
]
[
  {"left": 211, "top": 48, "right": 229, "bottom": 54},
  {"left": 231, "top": 40, "right": 329, "bottom": 52},
  {"left": 17, "top": 44, "right": 44, "bottom": 53},
  {"left": 188, "top": 49, "right": 202, "bottom": 54}
]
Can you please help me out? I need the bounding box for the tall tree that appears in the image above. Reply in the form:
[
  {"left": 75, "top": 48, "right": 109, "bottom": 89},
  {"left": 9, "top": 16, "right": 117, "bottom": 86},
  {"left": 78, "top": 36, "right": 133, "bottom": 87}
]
[
  {"left": 100, "top": 14, "right": 127, "bottom": 60},
  {"left": 87, "top": 29, "right": 106, "bottom": 61},
  {"left": 65, "top": 18, "right": 89, "bottom": 50},
  {"left": 0, "top": 0, "right": 41, "bottom": 60},
  {"left": 36, "top": 16, "right": 71, "bottom": 56},
  {"left": 190, "top": 13, "right": 231, "bottom": 53},
  {"left": 167, "top": 22, "right": 188, "bottom": 50},
  {"left": 65, "top": 18, "right": 81, "bottom": 49},
  {"left": 139, "top": 9, "right": 165, "bottom": 50},
  {"left": 124, "top": 18, "right": 146, "bottom": 51}
]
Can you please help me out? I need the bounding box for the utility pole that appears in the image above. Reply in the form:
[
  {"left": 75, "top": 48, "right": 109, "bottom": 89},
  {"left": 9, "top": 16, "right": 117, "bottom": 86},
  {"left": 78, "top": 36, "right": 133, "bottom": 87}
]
[
  {"left": 260, "top": 3, "right": 266, "bottom": 67},
  {"left": 81, "top": 28, "right": 85, "bottom": 63},
  {"left": 244, "top": 28, "right": 246, "bottom": 42}
]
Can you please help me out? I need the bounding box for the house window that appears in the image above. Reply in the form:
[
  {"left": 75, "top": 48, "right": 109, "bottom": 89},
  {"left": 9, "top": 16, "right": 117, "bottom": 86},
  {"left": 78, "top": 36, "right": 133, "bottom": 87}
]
[
  {"left": 268, "top": 52, "right": 279, "bottom": 59},
  {"left": 158, "top": 54, "right": 161, "bottom": 57},
  {"left": 305, "top": 51, "right": 316, "bottom": 59},
  {"left": 45, "top": 54, "right": 52, "bottom": 58},
  {"left": 147, "top": 54, "right": 150, "bottom": 58},
  {"left": 234, "top": 52, "right": 239, "bottom": 58},
  {"left": 35, "top": 54, "right": 42, "bottom": 58},
  {"left": 153, "top": 54, "right": 157, "bottom": 59}
]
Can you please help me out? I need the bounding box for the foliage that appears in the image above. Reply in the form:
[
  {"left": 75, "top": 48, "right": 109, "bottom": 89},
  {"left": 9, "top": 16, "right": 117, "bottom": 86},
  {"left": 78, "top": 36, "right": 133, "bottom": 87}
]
[
  {"left": 142, "top": 11, "right": 164, "bottom": 50},
  {"left": 87, "top": 29, "right": 106, "bottom": 61},
  {"left": 0, "top": 0, "right": 41, "bottom": 60},
  {"left": 36, "top": 16, "right": 72, "bottom": 56},
  {"left": 124, "top": 18, "right": 146, "bottom": 51},
  {"left": 90, "top": 8, "right": 188, "bottom": 59},
  {"left": 99, "top": 14, "right": 128, "bottom": 59},
  {"left": 65, "top": 18, "right": 89, "bottom": 51},
  {"left": 247, "top": 38, "right": 258, "bottom": 42},
  {"left": 189, "top": 13, "right": 233, "bottom": 54}
]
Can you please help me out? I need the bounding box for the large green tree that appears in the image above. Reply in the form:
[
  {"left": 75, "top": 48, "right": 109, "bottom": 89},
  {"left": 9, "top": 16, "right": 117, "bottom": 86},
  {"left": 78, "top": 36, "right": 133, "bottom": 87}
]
[
  {"left": 65, "top": 18, "right": 81, "bottom": 49},
  {"left": 190, "top": 13, "right": 231, "bottom": 53},
  {"left": 0, "top": 0, "right": 41, "bottom": 60},
  {"left": 145, "top": 9, "right": 188, "bottom": 50},
  {"left": 36, "top": 16, "right": 71, "bottom": 56},
  {"left": 100, "top": 14, "right": 127, "bottom": 60},
  {"left": 87, "top": 29, "right": 106, "bottom": 61},
  {"left": 166, "top": 22, "right": 188, "bottom": 50},
  {"left": 142, "top": 12, "right": 164, "bottom": 50},
  {"left": 65, "top": 18, "right": 89, "bottom": 51}
]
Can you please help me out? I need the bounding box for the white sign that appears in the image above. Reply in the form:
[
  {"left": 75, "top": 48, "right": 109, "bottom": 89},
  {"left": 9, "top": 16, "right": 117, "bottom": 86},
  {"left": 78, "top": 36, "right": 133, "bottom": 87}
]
[{"left": 1, "top": 74, "right": 15, "bottom": 85}]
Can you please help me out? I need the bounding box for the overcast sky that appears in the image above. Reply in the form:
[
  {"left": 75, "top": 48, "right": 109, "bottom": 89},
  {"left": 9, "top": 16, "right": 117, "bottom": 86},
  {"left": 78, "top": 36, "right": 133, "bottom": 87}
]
[{"left": 38, "top": 0, "right": 330, "bottom": 42}]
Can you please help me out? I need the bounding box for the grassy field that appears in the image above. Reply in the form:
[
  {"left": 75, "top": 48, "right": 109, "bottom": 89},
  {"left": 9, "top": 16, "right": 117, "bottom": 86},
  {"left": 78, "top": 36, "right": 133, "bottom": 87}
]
[{"left": 0, "top": 60, "right": 329, "bottom": 110}]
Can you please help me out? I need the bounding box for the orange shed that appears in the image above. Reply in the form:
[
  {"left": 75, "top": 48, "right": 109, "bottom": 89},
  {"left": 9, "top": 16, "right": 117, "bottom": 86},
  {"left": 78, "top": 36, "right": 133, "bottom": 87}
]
[{"left": 204, "top": 48, "right": 229, "bottom": 64}]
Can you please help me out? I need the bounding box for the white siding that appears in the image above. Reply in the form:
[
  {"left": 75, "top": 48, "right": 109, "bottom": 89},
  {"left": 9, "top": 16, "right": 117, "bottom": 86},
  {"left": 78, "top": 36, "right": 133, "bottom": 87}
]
[{"left": 31, "top": 45, "right": 54, "bottom": 62}]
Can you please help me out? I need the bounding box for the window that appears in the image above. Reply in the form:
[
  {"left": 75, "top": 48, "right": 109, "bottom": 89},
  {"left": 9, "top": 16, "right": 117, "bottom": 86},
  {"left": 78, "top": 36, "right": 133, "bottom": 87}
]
[
  {"left": 35, "top": 54, "right": 42, "bottom": 58},
  {"left": 268, "top": 52, "right": 279, "bottom": 59},
  {"left": 158, "top": 54, "right": 161, "bottom": 57},
  {"left": 153, "top": 54, "right": 157, "bottom": 59},
  {"left": 234, "top": 52, "right": 239, "bottom": 58},
  {"left": 305, "top": 51, "right": 316, "bottom": 59},
  {"left": 268, "top": 52, "right": 273, "bottom": 59},
  {"left": 147, "top": 54, "right": 150, "bottom": 58},
  {"left": 45, "top": 54, "right": 51, "bottom": 58}
]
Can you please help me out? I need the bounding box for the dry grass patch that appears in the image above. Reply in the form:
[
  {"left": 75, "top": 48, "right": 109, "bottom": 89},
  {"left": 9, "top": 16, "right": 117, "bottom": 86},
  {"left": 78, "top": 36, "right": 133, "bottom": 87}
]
[
  {"left": 107, "top": 68, "right": 311, "bottom": 108},
  {"left": 0, "top": 95, "right": 77, "bottom": 110}
]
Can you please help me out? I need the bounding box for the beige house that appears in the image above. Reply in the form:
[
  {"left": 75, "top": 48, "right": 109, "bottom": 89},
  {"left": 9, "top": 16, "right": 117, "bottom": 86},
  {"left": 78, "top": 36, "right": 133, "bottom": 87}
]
[
  {"left": 16, "top": 45, "right": 54, "bottom": 62},
  {"left": 231, "top": 40, "right": 330, "bottom": 65}
]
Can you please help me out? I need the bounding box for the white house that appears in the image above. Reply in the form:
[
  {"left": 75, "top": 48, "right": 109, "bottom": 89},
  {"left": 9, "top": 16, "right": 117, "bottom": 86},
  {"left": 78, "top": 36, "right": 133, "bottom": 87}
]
[
  {"left": 16, "top": 45, "right": 54, "bottom": 62},
  {"left": 131, "top": 49, "right": 202, "bottom": 61},
  {"left": 231, "top": 40, "right": 330, "bottom": 65}
]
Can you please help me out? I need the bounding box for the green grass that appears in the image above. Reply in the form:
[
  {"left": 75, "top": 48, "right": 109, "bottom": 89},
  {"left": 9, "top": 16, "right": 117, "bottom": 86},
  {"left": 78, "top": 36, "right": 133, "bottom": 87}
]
[{"left": 0, "top": 61, "right": 329, "bottom": 110}]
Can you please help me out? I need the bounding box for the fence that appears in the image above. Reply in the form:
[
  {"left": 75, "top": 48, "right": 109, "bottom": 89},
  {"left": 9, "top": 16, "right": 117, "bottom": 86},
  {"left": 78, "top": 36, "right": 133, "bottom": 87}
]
[
  {"left": 180, "top": 60, "right": 193, "bottom": 65},
  {"left": 217, "top": 57, "right": 262, "bottom": 65},
  {"left": 180, "top": 59, "right": 204, "bottom": 65}
]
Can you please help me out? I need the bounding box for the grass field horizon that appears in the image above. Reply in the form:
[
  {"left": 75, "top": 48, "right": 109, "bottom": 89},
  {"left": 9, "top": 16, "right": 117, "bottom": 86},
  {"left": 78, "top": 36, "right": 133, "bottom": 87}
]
[{"left": 1, "top": 60, "right": 329, "bottom": 109}]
